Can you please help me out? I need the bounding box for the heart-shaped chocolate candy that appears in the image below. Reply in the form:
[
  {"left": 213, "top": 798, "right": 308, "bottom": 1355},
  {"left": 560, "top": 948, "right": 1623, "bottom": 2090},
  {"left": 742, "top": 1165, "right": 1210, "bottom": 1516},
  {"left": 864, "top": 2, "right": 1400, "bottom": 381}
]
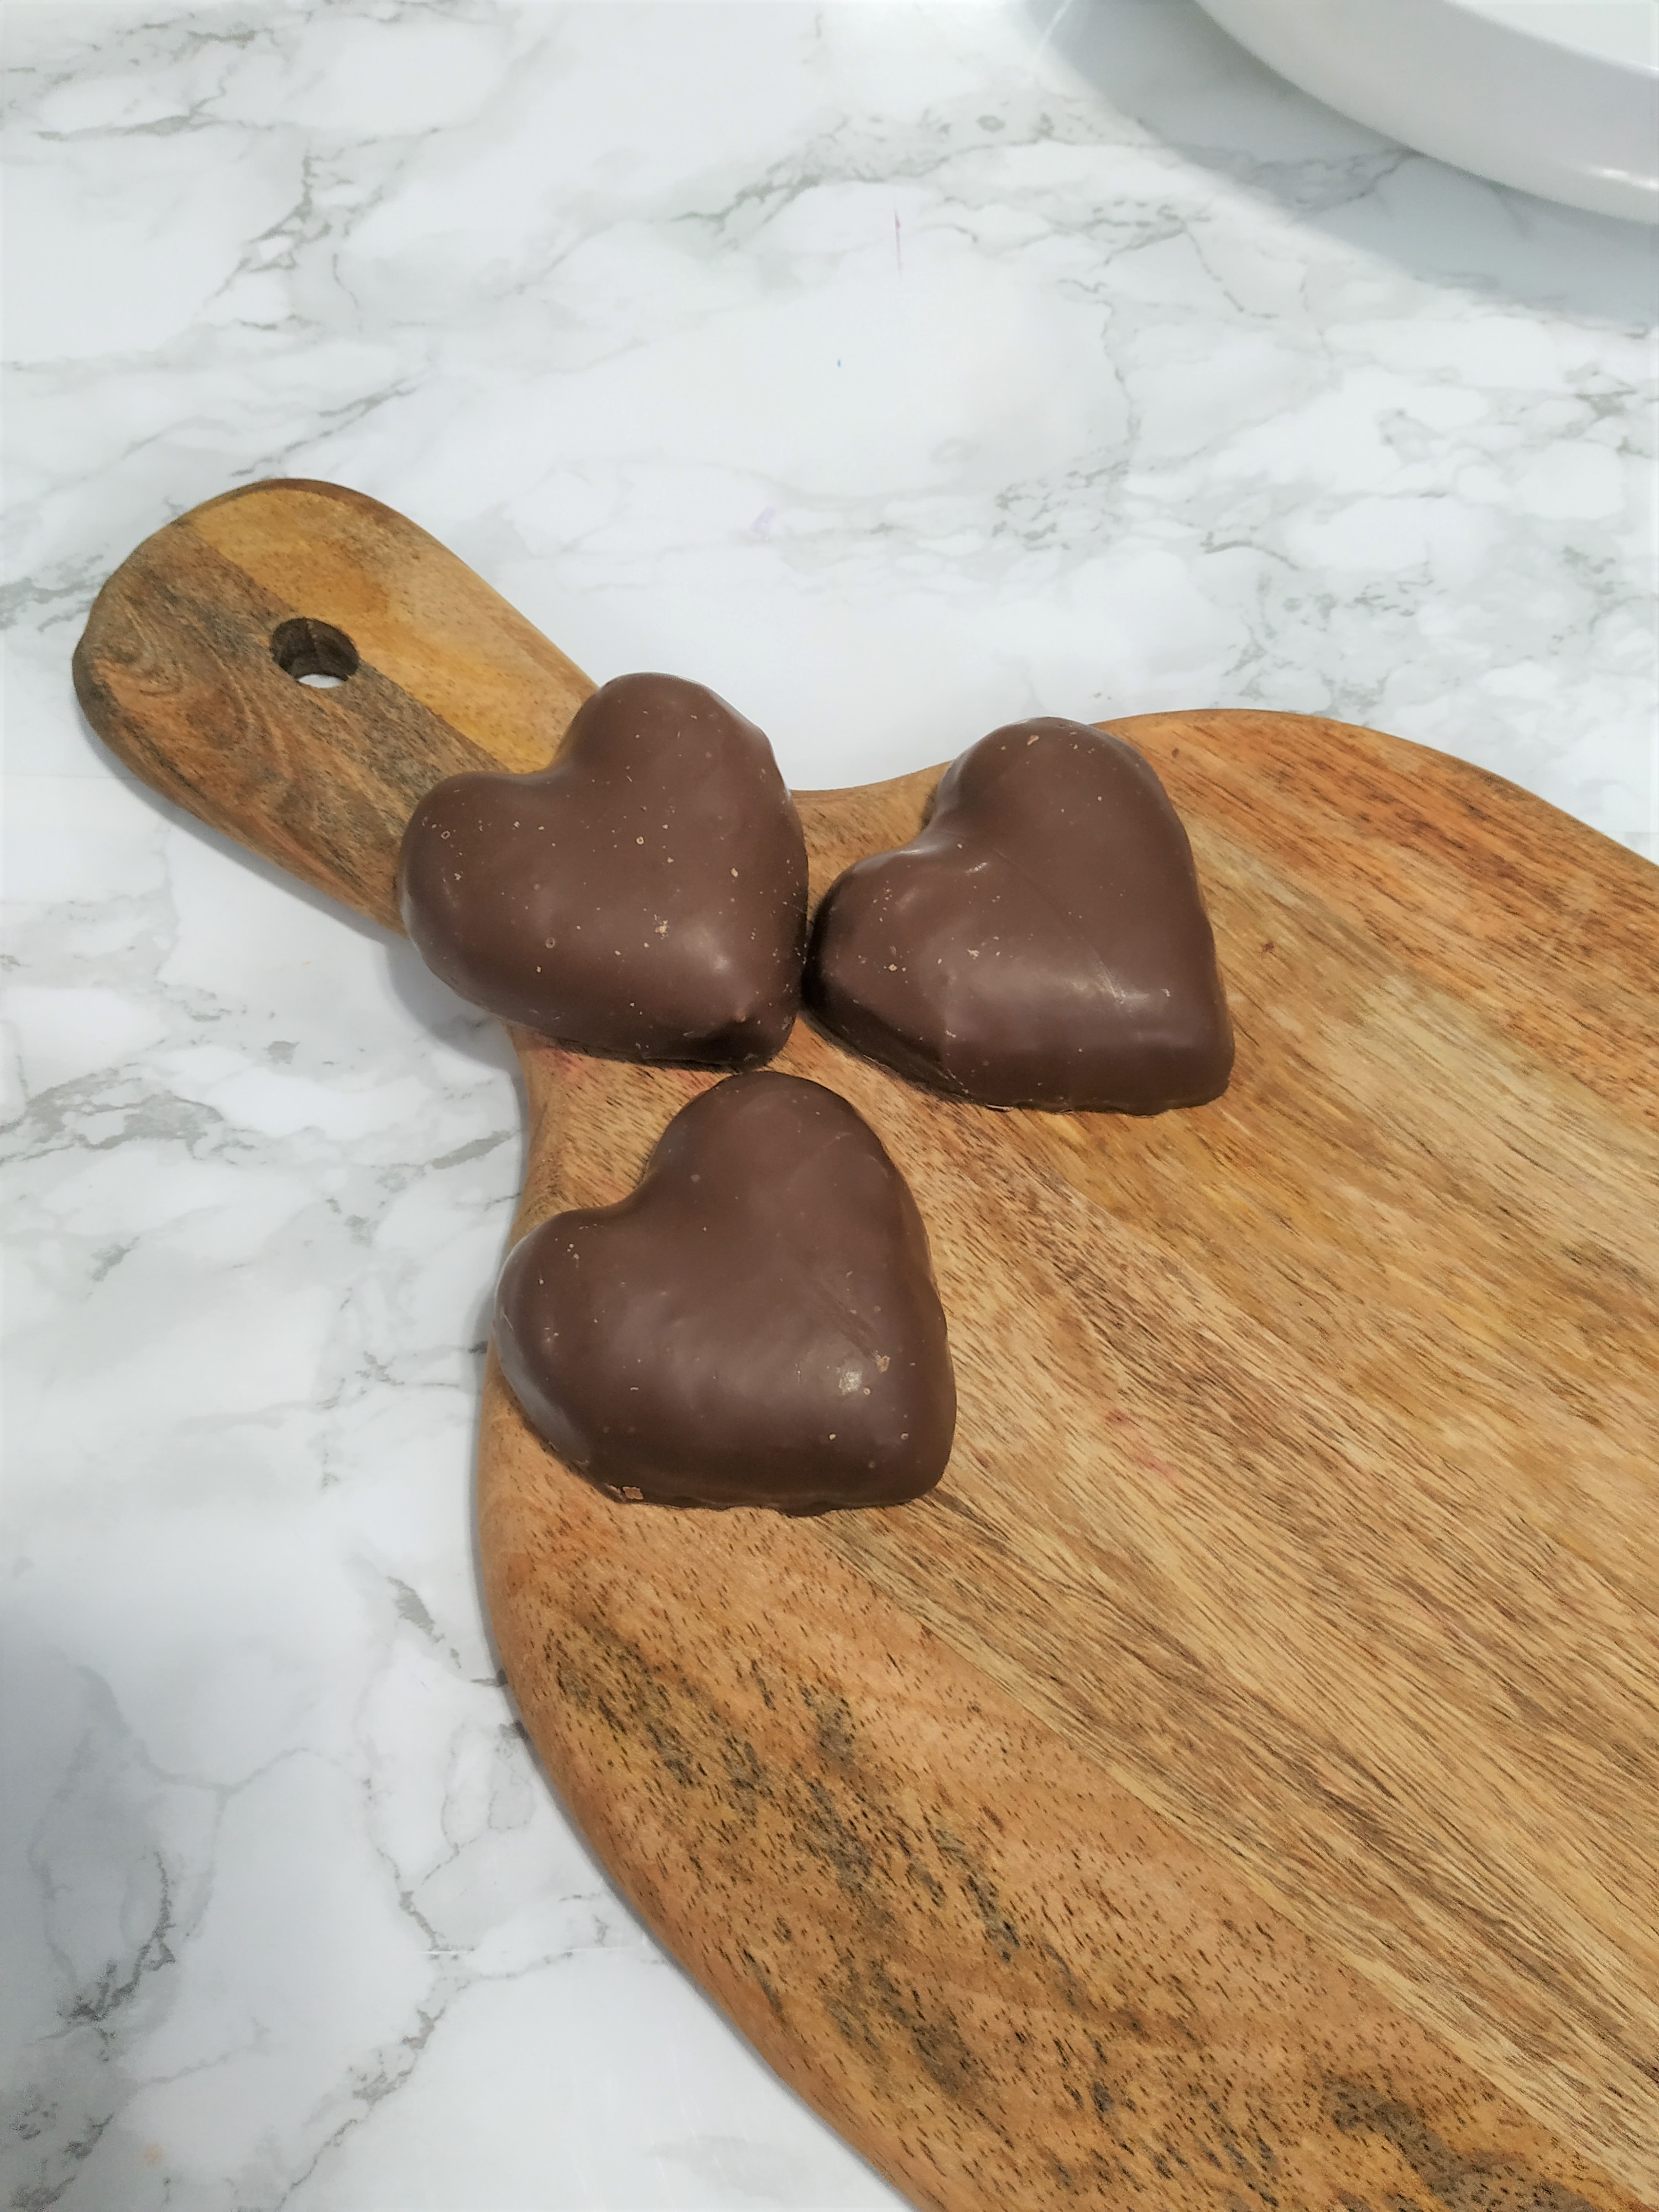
[
  {"left": 399, "top": 672, "right": 808, "bottom": 1067},
  {"left": 806, "top": 718, "right": 1234, "bottom": 1112},
  {"left": 494, "top": 1072, "right": 956, "bottom": 1512}
]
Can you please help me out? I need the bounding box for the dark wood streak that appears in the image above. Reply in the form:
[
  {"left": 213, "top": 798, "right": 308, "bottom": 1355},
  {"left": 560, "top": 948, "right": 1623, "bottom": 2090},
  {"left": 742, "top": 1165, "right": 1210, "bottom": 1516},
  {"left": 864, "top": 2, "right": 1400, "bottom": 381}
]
[
  {"left": 1328, "top": 2081, "right": 1603, "bottom": 2212},
  {"left": 486, "top": 1383, "right": 1651, "bottom": 2211}
]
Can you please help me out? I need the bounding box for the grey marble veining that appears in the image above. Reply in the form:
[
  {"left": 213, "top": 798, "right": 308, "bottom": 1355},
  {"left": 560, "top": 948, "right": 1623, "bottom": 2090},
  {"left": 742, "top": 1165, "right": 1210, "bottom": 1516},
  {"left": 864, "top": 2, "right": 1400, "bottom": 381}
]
[{"left": 2, "top": 4, "right": 1654, "bottom": 2209}]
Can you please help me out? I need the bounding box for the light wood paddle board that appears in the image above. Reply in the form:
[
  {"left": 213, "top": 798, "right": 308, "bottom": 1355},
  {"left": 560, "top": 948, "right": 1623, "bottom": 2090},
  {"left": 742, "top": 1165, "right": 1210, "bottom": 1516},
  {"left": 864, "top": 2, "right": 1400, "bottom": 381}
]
[{"left": 75, "top": 479, "right": 1659, "bottom": 2212}]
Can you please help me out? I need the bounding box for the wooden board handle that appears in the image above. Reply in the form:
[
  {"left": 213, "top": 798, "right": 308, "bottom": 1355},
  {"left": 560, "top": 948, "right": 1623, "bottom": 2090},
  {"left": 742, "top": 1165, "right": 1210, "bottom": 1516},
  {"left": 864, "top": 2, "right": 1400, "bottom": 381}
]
[{"left": 73, "top": 478, "right": 592, "bottom": 927}]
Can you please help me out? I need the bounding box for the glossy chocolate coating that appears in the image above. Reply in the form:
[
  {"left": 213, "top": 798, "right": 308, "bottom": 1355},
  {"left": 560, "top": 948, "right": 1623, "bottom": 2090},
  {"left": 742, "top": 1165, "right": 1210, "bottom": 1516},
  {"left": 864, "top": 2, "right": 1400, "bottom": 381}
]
[
  {"left": 494, "top": 1072, "right": 956, "bottom": 1513},
  {"left": 806, "top": 718, "right": 1234, "bottom": 1112},
  {"left": 399, "top": 672, "right": 808, "bottom": 1067}
]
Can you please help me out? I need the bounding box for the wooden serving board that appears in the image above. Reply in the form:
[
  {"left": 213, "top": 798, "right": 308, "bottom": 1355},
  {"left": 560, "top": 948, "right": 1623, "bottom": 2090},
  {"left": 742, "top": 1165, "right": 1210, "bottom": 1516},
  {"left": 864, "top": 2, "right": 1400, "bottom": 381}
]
[{"left": 76, "top": 481, "right": 1658, "bottom": 2212}]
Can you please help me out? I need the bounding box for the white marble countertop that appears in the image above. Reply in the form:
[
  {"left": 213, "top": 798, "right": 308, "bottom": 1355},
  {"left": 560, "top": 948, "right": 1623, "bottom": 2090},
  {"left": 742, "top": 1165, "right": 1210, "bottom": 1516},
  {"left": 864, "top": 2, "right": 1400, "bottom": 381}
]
[{"left": 3, "top": 4, "right": 1653, "bottom": 2208}]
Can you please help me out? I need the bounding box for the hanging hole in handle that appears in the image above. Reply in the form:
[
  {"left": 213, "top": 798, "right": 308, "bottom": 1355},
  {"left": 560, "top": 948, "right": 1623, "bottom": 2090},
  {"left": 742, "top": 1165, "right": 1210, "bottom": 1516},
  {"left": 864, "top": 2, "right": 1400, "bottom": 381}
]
[{"left": 271, "top": 616, "right": 359, "bottom": 690}]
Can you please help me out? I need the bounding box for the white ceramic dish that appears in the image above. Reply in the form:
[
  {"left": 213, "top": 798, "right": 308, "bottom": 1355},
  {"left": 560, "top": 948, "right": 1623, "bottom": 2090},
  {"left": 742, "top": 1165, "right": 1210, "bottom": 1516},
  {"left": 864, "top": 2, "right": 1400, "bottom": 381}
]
[{"left": 1193, "top": 0, "right": 1659, "bottom": 222}]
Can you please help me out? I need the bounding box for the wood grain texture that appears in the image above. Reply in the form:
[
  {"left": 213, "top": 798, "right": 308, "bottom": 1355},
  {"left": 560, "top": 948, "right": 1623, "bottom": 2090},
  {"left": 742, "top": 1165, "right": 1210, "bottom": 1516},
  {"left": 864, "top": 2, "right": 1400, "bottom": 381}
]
[
  {"left": 73, "top": 479, "right": 591, "bottom": 926},
  {"left": 74, "top": 483, "right": 1658, "bottom": 2212}
]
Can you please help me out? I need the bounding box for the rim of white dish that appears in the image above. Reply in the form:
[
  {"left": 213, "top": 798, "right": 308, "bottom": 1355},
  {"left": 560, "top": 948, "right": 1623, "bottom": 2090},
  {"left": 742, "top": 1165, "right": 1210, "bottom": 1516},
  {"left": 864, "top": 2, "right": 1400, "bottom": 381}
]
[{"left": 1448, "top": 0, "right": 1659, "bottom": 74}]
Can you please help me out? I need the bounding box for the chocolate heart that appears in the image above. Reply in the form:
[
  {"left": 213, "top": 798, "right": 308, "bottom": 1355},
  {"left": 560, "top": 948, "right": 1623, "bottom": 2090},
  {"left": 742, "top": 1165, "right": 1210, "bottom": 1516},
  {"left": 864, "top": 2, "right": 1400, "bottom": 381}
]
[
  {"left": 494, "top": 1072, "right": 956, "bottom": 1512},
  {"left": 805, "top": 718, "right": 1234, "bottom": 1112},
  {"left": 399, "top": 672, "right": 808, "bottom": 1067}
]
